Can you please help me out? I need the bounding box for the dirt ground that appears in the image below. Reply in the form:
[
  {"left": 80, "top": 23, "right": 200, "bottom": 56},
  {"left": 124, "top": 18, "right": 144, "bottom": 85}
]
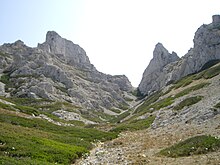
[{"left": 75, "top": 115, "right": 220, "bottom": 165}]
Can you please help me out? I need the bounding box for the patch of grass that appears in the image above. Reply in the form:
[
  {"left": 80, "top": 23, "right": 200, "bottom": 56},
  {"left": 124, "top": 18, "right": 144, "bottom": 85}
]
[
  {"left": 118, "top": 103, "right": 129, "bottom": 110},
  {"left": 195, "top": 63, "right": 220, "bottom": 79},
  {"left": 174, "top": 96, "right": 203, "bottom": 111},
  {"left": 163, "top": 86, "right": 175, "bottom": 95},
  {"left": 0, "top": 122, "right": 86, "bottom": 164},
  {"left": 0, "top": 74, "right": 10, "bottom": 84},
  {"left": 0, "top": 102, "right": 15, "bottom": 111},
  {"left": 135, "top": 95, "right": 174, "bottom": 115},
  {"left": 0, "top": 52, "right": 11, "bottom": 58},
  {"left": 175, "top": 83, "right": 210, "bottom": 98},
  {"left": 0, "top": 74, "right": 14, "bottom": 92},
  {"left": 159, "top": 135, "right": 220, "bottom": 157},
  {"left": 203, "top": 64, "right": 220, "bottom": 79},
  {"left": 3, "top": 97, "right": 52, "bottom": 106},
  {"left": 111, "top": 115, "right": 155, "bottom": 133},
  {"left": 124, "top": 97, "right": 133, "bottom": 102},
  {"left": 14, "top": 104, "right": 40, "bottom": 116},
  {"left": 110, "top": 108, "right": 121, "bottom": 114},
  {"left": 0, "top": 155, "right": 54, "bottom": 165},
  {"left": 109, "top": 111, "right": 130, "bottom": 123},
  {"left": 135, "top": 90, "right": 163, "bottom": 114},
  {"left": 33, "top": 101, "right": 79, "bottom": 113},
  {"left": 214, "top": 102, "right": 220, "bottom": 108},
  {"left": 0, "top": 98, "right": 85, "bottom": 126},
  {"left": 174, "top": 75, "right": 194, "bottom": 89},
  {"left": 149, "top": 97, "right": 174, "bottom": 111},
  {"left": 0, "top": 110, "right": 118, "bottom": 164}
]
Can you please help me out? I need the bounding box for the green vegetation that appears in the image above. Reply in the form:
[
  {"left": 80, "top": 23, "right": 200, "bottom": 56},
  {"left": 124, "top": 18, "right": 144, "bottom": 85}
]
[
  {"left": 0, "top": 97, "right": 52, "bottom": 106},
  {"left": 0, "top": 97, "right": 85, "bottom": 126},
  {"left": 33, "top": 101, "right": 79, "bottom": 113},
  {"left": 110, "top": 108, "right": 121, "bottom": 114},
  {"left": 135, "top": 95, "right": 174, "bottom": 115},
  {"left": 174, "top": 96, "right": 203, "bottom": 111},
  {"left": 195, "top": 63, "right": 220, "bottom": 79},
  {"left": 170, "top": 62, "right": 220, "bottom": 90},
  {"left": 0, "top": 52, "right": 11, "bottom": 58},
  {"left": 0, "top": 110, "right": 117, "bottom": 164},
  {"left": 0, "top": 74, "right": 10, "bottom": 84},
  {"left": 109, "top": 111, "right": 130, "bottom": 123},
  {"left": 111, "top": 115, "right": 155, "bottom": 133},
  {"left": 124, "top": 97, "right": 134, "bottom": 102},
  {"left": 214, "top": 102, "right": 220, "bottom": 108},
  {"left": 149, "top": 97, "right": 174, "bottom": 111},
  {"left": 118, "top": 103, "right": 129, "bottom": 110},
  {"left": 135, "top": 91, "right": 163, "bottom": 114},
  {"left": 174, "top": 75, "right": 194, "bottom": 89},
  {"left": 0, "top": 73, "right": 14, "bottom": 92},
  {"left": 175, "top": 83, "right": 210, "bottom": 98},
  {"left": 159, "top": 135, "right": 220, "bottom": 157}
]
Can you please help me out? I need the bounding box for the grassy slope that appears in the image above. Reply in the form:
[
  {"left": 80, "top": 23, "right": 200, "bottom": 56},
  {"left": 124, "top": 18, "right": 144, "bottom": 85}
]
[
  {"left": 159, "top": 135, "right": 220, "bottom": 157},
  {"left": 0, "top": 108, "right": 117, "bottom": 164},
  {"left": 134, "top": 62, "right": 220, "bottom": 118}
]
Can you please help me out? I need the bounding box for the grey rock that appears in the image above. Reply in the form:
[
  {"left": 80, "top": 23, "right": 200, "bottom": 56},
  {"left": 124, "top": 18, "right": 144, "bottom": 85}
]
[
  {"left": 0, "top": 82, "right": 5, "bottom": 96},
  {"left": 139, "top": 15, "right": 220, "bottom": 95},
  {"left": 139, "top": 43, "right": 179, "bottom": 95},
  {"left": 0, "top": 31, "right": 133, "bottom": 111},
  {"left": 38, "top": 31, "right": 92, "bottom": 70}
]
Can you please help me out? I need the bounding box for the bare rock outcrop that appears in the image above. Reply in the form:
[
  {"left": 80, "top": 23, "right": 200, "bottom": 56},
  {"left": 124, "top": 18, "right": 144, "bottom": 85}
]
[
  {"left": 0, "top": 31, "right": 133, "bottom": 110},
  {"left": 139, "top": 15, "right": 220, "bottom": 95},
  {"left": 138, "top": 43, "right": 179, "bottom": 95}
]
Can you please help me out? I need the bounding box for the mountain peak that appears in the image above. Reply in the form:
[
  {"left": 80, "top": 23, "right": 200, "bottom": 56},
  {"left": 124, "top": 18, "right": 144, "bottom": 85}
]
[
  {"left": 45, "top": 31, "right": 62, "bottom": 43},
  {"left": 37, "top": 31, "right": 93, "bottom": 69},
  {"left": 139, "top": 15, "right": 220, "bottom": 95},
  {"left": 138, "top": 43, "right": 179, "bottom": 95}
]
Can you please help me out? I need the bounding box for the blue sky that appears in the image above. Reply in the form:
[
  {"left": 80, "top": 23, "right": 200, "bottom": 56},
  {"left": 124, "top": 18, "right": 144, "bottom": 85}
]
[{"left": 0, "top": 0, "right": 220, "bottom": 86}]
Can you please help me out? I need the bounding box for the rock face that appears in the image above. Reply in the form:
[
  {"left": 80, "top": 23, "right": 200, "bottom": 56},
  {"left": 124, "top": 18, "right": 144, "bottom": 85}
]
[
  {"left": 38, "top": 31, "right": 92, "bottom": 70},
  {"left": 138, "top": 43, "right": 179, "bottom": 95},
  {"left": 0, "top": 31, "right": 133, "bottom": 110},
  {"left": 139, "top": 15, "right": 220, "bottom": 95}
]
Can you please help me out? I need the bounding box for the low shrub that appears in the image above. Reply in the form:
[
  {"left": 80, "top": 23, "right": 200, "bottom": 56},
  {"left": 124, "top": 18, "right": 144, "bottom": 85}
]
[
  {"left": 111, "top": 115, "right": 155, "bottom": 133},
  {"left": 175, "top": 83, "right": 209, "bottom": 98},
  {"left": 159, "top": 135, "right": 220, "bottom": 157},
  {"left": 174, "top": 96, "right": 203, "bottom": 111}
]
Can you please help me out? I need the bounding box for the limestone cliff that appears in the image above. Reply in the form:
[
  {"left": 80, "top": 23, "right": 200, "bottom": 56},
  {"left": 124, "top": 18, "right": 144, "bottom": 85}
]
[
  {"left": 139, "top": 15, "right": 220, "bottom": 95},
  {"left": 138, "top": 43, "right": 179, "bottom": 95},
  {"left": 0, "top": 31, "right": 133, "bottom": 110}
]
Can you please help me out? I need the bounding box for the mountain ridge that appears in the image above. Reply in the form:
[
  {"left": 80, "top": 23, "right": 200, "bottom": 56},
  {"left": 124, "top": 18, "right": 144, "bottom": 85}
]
[
  {"left": 138, "top": 15, "right": 220, "bottom": 96},
  {"left": 0, "top": 31, "right": 133, "bottom": 112}
]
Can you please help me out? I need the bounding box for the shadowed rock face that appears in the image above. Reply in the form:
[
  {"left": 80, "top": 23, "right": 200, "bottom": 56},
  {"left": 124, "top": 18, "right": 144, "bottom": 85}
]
[
  {"left": 139, "top": 15, "right": 220, "bottom": 95},
  {"left": 0, "top": 31, "right": 133, "bottom": 110}
]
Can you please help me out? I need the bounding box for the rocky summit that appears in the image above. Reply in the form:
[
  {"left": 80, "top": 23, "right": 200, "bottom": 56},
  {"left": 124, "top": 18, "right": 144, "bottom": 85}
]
[
  {"left": 139, "top": 15, "right": 220, "bottom": 96},
  {"left": 0, "top": 31, "right": 133, "bottom": 111}
]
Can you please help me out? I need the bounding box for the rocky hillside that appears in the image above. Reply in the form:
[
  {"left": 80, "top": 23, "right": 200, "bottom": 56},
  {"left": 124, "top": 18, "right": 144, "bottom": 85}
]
[
  {"left": 0, "top": 31, "right": 134, "bottom": 112},
  {"left": 139, "top": 15, "right": 220, "bottom": 96},
  {"left": 76, "top": 59, "right": 220, "bottom": 164}
]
